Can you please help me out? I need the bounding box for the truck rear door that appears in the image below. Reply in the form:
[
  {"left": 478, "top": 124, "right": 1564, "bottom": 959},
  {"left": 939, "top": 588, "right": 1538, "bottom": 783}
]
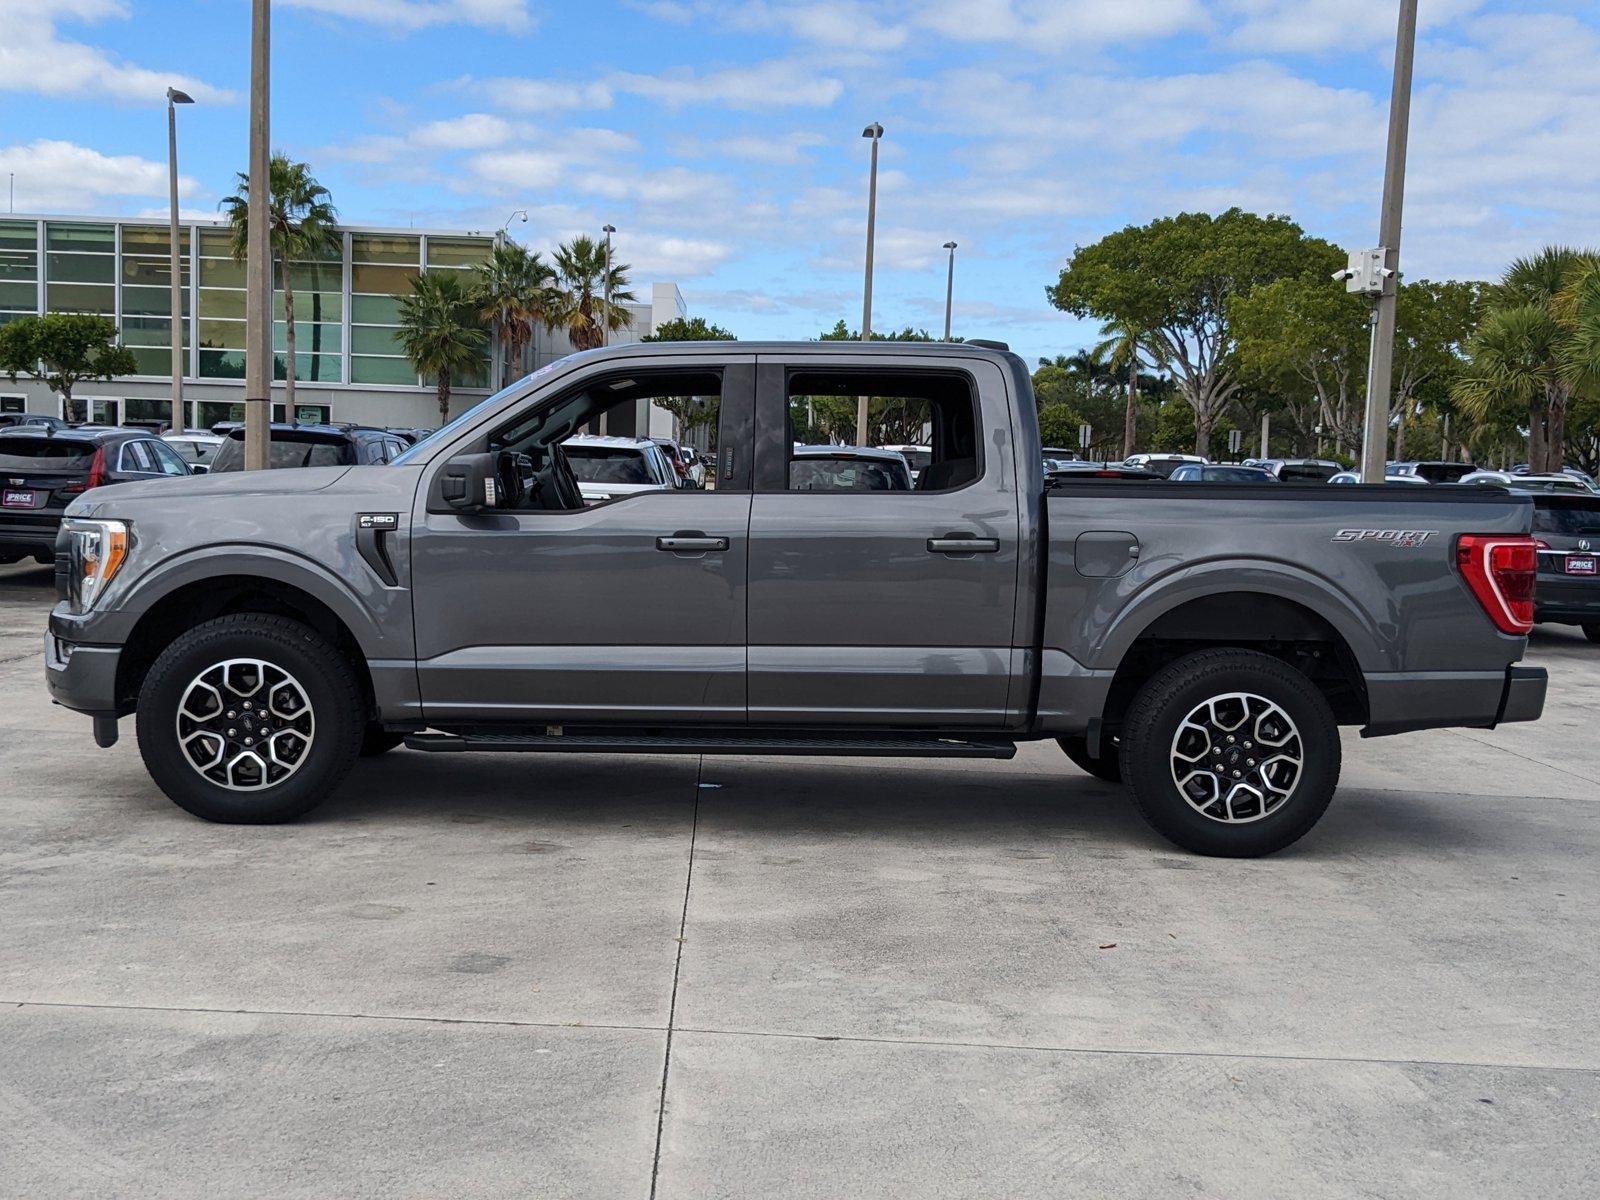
[{"left": 744, "top": 353, "right": 1023, "bottom": 726}]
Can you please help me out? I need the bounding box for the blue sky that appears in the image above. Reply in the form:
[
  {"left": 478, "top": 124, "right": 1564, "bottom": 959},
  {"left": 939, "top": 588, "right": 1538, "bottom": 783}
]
[{"left": 2, "top": 0, "right": 1597, "bottom": 363}]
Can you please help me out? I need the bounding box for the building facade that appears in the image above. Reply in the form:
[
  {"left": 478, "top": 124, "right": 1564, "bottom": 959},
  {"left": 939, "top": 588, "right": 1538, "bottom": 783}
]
[{"left": 0, "top": 214, "right": 685, "bottom": 434}]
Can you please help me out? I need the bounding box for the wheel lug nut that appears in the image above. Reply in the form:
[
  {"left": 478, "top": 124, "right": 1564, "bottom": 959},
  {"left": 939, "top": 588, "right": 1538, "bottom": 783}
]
[
  {"left": 244, "top": 737, "right": 253, "bottom": 746},
  {"left": 1226, "top": 735, "right": 1236, "bottom": 744},
  {"left": 1247, "top": 758, "right": 1256, "bottom": 767},
  {"left": 226, "top": 710, "right": 236, "bottom": 719},
  {"left": 1212, "top": 747, "right": 1222, "bottom": 756},
  {"left": 1232, "top": 770, "right": 1242, "bottom": 778},
  {"left": 227, "top": 727, "right": 236, "bottom": 736}
]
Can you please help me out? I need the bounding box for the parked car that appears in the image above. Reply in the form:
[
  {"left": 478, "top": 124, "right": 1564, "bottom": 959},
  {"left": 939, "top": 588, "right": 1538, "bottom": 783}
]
[
  {"left": 0, "top": 413, "right": 67, "bottom": 432},
  {"left": 1509, "top": 465, "right": 1599, "bottom": 491},
  {"left": 1123, "top": 453, "right": 1207, "bottom": 478},
  {"left": 1456, "top": 470, "right": 1593, "bottom": 494},
  {"left": 677, "top": 446, "right": 708, "bottom": 488},
  {"left": 648, "top": 436, "right": 696, "bottom": 488},
  {"left": 1528, "top": 493, "right": 1600, "bottom": 641},
  {"left": 386, "top": 427, "right": 435, "bottom": 446},
  {"left": 1327, "top": 471, "right": 1430, "bottom": 485},
  {"left": 1254, "top": 458, "right": 1343, "bottom": 483},
  {"left": 0, "top": 426, "right": 191, "bottom": 564},
  {"left": 879, "top": 443, "right": 933, "bottom": 485},
  {"left": 564, "top": 434, "right": 679, "bottom": 504},
  {"left": 162, "top": 431, "right": 226, "bottom": 473},
  {"left": 1389, "top": 461, "right": 1477, "bottom": 484},
  {"left": 1168, "top": 464, "right": 1277, "bottom": 483},
  {"left": 208, "top": 423, "right": 410, "bottom": 472},
  {"left": 44, "top": 340, "right": 1547, "bottom": 857},
  {"left": 790, "top": 445, "right": 913, "bottom": 491},
  {"left": 1046, "top": 463, "right": 1163, "bottom": 481}
]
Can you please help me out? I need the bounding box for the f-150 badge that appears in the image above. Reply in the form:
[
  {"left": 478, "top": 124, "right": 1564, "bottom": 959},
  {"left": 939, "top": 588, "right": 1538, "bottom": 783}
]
[{"left": 1331, "top": 528, "right": 1437, "bottom": 548}]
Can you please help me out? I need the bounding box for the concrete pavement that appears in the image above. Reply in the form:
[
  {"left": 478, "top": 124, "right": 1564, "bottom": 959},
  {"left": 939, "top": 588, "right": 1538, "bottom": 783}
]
[{"left": 2, "top": 559, "right": 1597, "bottom": 1198}]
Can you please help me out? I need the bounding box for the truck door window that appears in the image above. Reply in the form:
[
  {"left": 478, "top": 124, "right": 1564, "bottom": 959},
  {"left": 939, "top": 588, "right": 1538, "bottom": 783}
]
[{"left": 784, "top": 369, "right": 979, "bottom": 493}]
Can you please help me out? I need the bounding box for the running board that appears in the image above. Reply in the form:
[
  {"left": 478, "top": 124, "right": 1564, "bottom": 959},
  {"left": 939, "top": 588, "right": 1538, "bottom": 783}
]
[{"left": 403, "top": 730, "right": 1017, "bottom": 759}]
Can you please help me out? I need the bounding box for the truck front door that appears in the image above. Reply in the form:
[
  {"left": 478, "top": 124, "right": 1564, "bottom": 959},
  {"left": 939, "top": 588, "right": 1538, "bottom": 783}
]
[
  {"left": 409, "top": 357, "right": 754, "bottom": 724},
  {"left": 745, "top": 354, "right": 1023, "bottom": 727}
]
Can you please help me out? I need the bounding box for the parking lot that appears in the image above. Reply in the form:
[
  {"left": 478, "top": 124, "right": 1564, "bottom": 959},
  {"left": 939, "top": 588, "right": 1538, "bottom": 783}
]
[{"left": 2, "top": 557, "right": 1597, "bottom": 1198}]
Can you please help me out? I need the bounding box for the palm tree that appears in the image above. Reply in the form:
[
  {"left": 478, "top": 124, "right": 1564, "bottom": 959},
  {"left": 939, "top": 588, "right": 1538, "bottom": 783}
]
[
  {"left": 396, "top": 271, "right": 488, "bottom": 425},
  {"left": 219, "top": 155, "right": 340, "bottom": 415},
  {"left": 1453, "top": 305, "right": 1568, "bottom": 472},
  {"left": 475, "top": 242, "right": 558, "bottom": 388},
  {"left": 1092, "top": 318, "right": 1153, "bottom": 460},
  {"left": 548, "top": 235, "right": 637, "bottom": 352}
]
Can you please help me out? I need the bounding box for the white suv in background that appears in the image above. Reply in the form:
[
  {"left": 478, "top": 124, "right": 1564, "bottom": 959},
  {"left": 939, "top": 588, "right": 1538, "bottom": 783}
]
[{"left": 563, "top": 435, "right": 679, "bottom": 505}]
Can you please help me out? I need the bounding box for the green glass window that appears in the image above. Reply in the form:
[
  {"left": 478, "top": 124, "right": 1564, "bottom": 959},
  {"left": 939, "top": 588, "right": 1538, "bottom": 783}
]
[
  {"left": 198, "top": 318, "right": 247, "bottom": 349},
  {"left": 198, "top": 289, "right": 247, "bottom": 319},
  {"left": 123, "top": 397, "right": 174, "bottom": 423},
  {"left": 350, "top": 324, "right": 403, "bottom": 355},
  {"left": 351, "top": 263, "right": 417, "bottom": 294},
  {"left": 274, "top": 291, "right": 342, "bottom": 322},
  {"left": 426, "top": 237, "right": 491, "bottom": 268},
  {"left": 351, "top": 293, "right": 403, "bottom": 324},
  {"left": 0, "top": 220, "right": 38, "bottom": 251},
  {"left": 121, "top": 315, "right": 190, "bottom": 348},
  {"left": 46, "top": 223, "right": 114, "bottom": 253},
  {"left": 351, "top": 355, "right": 418, "bottom": 386},
  {"left": 0, "top": 280, "right": 38, "bottom": 310},
  {"left": 0, "top": 240, "right": 37, "bottom": 281},
  {"left": 198, "top": 348, "right": 248, "bottom": 379},
  {"left": 198, "top": 229, "right": 234, "bottom": 258},
  {"left": 274, "top": 353, "right": 343, "bottom": 383},
  {"left": 122, "top": 285, "right": 191, "bottom": 317},
  {"left": 47, "top": 251, "right": 115, "bottom": 283},
  {"left": 280, "top": 262, "right": 344, "bottom": 292},
  {"left": 272, "top": 321, "right": 344, "bottom": 354},
  {"left": 130, "top": 347, "right": 171, "bottom": 375},
  {"left": 121, "top": 256, "right": 191, "bottom": 287},
  {"left": 45, "top": 283, "right": 115, "bottom": 314},
  {"left": 351, "top": 234, "right": 419, "bottom": 264},
  {"left": 428, "top": 360, "right": 489, "bottom": 390},
  {"left": 121, "top": 226, "right": 190, "bottom": 256},
  {"left": 199, "top": 256, "right": 247, "bottom": 288}
]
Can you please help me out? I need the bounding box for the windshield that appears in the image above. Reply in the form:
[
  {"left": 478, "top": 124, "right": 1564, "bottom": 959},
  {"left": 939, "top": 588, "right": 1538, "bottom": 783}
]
[
  {"left": 0, "top": 439, "right": 96, "bottom": 469},
  {"left": 566, "top": 445, "right": 654, "bottom": 485},
  {"left": 210, "top": 434, "right": 354, "bottom": 471},
  {"left": 789, "top": 455, "right": 911, "bottom": 491},
  {"left": 1278, "top": 463, "right": 1338, "bottom": 482},
  {"left": 1206, "top": 467, "right": 1275, "bottom": 483},
  {"left": 897, "top": 449, "right": 932, "bottom": 473},
  {"left": 1533, "top": 502, "right": 1600, "bottom": 536},
  {"left": 391, "top": 357, "right": 576, "bottom": 466}
]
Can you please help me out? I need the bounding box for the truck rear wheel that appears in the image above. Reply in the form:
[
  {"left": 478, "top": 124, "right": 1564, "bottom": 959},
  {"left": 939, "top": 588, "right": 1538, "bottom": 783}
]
[
  {"left": 136, "top": 614, "right": 365, "bottom": 823},
  {"left": 1120, "top": 648, "right": 1340, "bottom": 857},
  {"left": 1058, "top": 735, "right": 1122, "bottom": 782}
]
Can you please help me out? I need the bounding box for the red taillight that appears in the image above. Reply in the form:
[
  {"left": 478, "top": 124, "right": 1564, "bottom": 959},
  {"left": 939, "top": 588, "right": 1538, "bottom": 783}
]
[
  {"left": 60, "top": 447, "right": 107, "bottom": 496},
  {"left": 1456, "top": 535, "right": 1538, "bottom": 635}
]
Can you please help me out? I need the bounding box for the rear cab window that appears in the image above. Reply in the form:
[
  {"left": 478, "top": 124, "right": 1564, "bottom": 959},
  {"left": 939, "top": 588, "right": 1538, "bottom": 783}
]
[{"left": 0, "top": 438, "right": 96, "bottom": 469}]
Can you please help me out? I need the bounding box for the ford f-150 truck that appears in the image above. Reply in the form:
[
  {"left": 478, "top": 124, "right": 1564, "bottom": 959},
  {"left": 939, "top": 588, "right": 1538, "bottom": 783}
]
[{"left": 44, "top": 341, "right": 1548, "bottom": 856}]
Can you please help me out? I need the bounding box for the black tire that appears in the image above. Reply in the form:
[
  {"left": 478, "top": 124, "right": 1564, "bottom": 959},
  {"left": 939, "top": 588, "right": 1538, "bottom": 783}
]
[
  {"left": 1058, "top": 735, "right": 1123, "bottom": 782},
  {"left": 136, "top": 614, "right": 365, "bottom": 823},
  {"left": 1120, "top": 648, "right": 1340, "bottom": 858},
  {"left": 360, "top": 726, "right": 407, "bottom": 757},
  {"left": 1584, "top": 623, "right": 1600, "bottom": 645}
]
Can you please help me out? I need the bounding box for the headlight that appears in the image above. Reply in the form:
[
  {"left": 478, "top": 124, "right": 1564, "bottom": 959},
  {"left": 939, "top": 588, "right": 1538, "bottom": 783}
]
[{"left": 61, "top": 518, "right": 130, "bottom": 614}]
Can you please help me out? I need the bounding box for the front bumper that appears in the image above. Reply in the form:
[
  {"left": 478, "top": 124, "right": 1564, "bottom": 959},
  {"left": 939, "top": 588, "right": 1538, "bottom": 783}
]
[
  {"left": 44, "top": 625, "right": 123, "bottom": 718},
  {"left": 1362, "top": 663, "right": 1547, "bottom": 737}
]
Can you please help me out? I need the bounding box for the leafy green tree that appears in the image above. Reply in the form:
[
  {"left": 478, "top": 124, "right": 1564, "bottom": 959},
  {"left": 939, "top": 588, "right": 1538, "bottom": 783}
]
[
  {"left": 219, "top": 155, "right": 341, "bottom": 412},
  {"left": 1049, "top": 209, "right": 1340, "bottom": 454},
  {"left": 1390, "top": 280, "right": 1487, "bottom": 460},
  {"left": 475, "top": 241, "right": 557, "bottom": 389},
  {"left": 643, "top": 316, "right": 736, "bottom": 342},
  {"left": 639, "top": 316, "right": 736, "bottom": 437},
  {"left": 0, "top": 314, "right": 137, "bottom": 423},
  {"left": 1036, "top": 403, "right": 1087, "bottom": 452},
  {"left": 548, "top": 235, "right": 636, "bottom": 351},
  {"left": 1091, "top": 318, "right": 1159, "bottom": 459},
  {"left": 802, "top": 322, "right": 936, "bottom": 443},
  {"left": 396, "top": 271, "right": 488, "bottom": 425}
]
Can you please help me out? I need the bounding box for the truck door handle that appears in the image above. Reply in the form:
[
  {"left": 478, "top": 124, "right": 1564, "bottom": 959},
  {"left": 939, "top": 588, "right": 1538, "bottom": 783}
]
[
  {"left": 656, "top": 533, "right": 729, "bottom": 553},
  {"left": 928, "top": 534, "right": 999, "bottom": 554}
]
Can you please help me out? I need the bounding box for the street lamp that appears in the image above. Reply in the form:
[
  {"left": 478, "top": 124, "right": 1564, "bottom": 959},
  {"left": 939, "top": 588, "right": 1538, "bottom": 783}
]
[
  {"left": 501, "top": 208, "right": 528, "bottom": 234},
  {"left": 166, "top": 87, "right": 194, "bottom": 434},
  {"left": 243, "top": 0, "right": 271, "bottom": 471},
  {"left": 941, "top": 241, "right": 957, "bottom": 342},
  {"left": 856, "top": 121, "right": 883, "bottom": 447},
  {"left": 601, "top": 223, "right": 616, "bottom": 349}
]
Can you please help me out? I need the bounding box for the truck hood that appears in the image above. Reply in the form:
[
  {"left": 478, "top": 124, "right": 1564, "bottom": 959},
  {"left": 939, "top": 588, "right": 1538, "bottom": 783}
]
[{"left": 67, "top": 465, "right": 352, "bottom": 512}]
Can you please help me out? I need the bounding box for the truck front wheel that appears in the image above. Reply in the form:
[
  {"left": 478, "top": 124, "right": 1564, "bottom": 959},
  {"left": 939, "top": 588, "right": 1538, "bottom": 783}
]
[
  {"left": 1120, "top": 648, "right": 1340, "bottom": 857},
  {"left": 136, "top": 614, "right": 366, "bottom": 823}
]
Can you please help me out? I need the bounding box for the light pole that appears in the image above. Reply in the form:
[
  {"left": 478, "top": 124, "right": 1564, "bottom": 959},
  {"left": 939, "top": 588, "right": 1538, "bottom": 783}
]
[
  {"left": 601, "top": 224, "right": 615, "bottom": 349},
  {"left": 1358, "top": 0, "right": 1418, "bottom": 482},
  {"left": 165, "top": 87, "right": 193, "bottom": 434},
  {"left": 856, "top": 121, "right": 883, "bottom": 447},
  {"left": 243, "top": 0, "right": 271, "bottom": 470},
  {"left": 941, "top": 241, "right": 957, "bottom": 342}
]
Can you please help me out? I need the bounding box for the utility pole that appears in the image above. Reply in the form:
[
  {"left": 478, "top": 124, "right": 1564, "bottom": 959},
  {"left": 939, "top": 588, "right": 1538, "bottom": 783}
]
[
  {"left": 941, "top": 241, "right": 957, "bottom": 341},
  {"left": 1260, "top": 412, "right": 1270, "bottom": 460},
  {"left": 856, "top": 122, "right": 882, "bottom": 448},
  {"left": 243, "top": 0, "right": 271, "bottom": 470},
  {"left": 166, "top": 87, "right": 193, "bottom": 435},
  {"left": 600, "top": 223, "right": 615, "bottom": 435},
  {"left": 1357, "top": 0, "right": 1418, "bottom": 482}
]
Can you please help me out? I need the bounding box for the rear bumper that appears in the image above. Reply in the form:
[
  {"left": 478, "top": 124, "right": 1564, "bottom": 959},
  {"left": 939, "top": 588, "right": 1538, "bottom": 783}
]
[
  {"left": 1361, "top": 664, "right": 1546, "bottom": 737},
  {"left": 0, "top": 517, "right": 60, "bottom": 559},
  {"left": 1535, "top": 575, "right": 1600, "bottom": 624}
]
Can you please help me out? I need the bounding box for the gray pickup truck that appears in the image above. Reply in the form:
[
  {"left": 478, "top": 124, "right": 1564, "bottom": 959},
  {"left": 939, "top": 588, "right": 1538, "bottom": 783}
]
[{"left": 45, "top": 341, "right": 1547, "bottom": 856}]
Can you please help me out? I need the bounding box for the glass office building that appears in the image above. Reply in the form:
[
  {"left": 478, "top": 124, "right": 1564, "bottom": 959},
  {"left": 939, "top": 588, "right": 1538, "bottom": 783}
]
[{"left": 0, "top": 215, "right": 497, "bottom": 428}]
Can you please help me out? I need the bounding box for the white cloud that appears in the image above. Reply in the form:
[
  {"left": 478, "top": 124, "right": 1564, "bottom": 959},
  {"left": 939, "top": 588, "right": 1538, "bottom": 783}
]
[
  {"left": 475, "top": 77, "right": 616, "bottom": 112},
  {"left": 410, "top": 113, "right": 517, "bottom": 151},
  {"left": 281, "top": 0, "right": 534, "bottom": 32},
  {"left": 611, "top": 60, "right": 844, "bottom": 110},
  {"left": 1223, "top": 0, "right": 1486, "bottom": 54},
  {"left": 0, "top": 139, "right": 200, "bottom": 212},
  {"left": 0, "top": 0, "right": 235, "bottom": 104},
  {"left": 915, "top": 0, "right": 1210, "bottom": 47},
  {"left": 620, "top": 233, "right": 734, "bottom": 277}
]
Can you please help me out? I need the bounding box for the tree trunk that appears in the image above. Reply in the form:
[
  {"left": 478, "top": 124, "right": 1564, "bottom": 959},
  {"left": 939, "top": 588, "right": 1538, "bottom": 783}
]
[
  {"left": 281, "top": 259, "right": 296, "bottom": 416},
  {"left": 1194, "top": 405, "right": 1213, "bottom": 458},
  {"left": 1546, "top": 382, "right": 1569, "bottom": 475},
  {"left": 62, "top": 387, "right": 81, "bottom": 425},
  {"left": 1122, "top": 359, "right": 1138, "bottom": 460},
  {"left": 437, "top": 369, "right": 451, "bottom": 426},
  {"left": 1392, "top": 393, "right": 1408, "bottom": 462},
  {"left": 1527, "top": 397, "right": 1546, "bottom": 475}
]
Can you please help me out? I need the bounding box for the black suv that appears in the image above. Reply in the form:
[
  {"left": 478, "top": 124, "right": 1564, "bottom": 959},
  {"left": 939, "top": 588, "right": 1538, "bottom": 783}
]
[
  {"left": 208, "top": 423, "right": 411, "bottom": 471},
  {"left": 0, "top": 413, "right": 67, "bottom": 432},
  {"left": 0, "top": 426, "right": 192, "bottom": 564},
  {"left": 1530, "top": 492, "right": 1600, "bottom": 641}
]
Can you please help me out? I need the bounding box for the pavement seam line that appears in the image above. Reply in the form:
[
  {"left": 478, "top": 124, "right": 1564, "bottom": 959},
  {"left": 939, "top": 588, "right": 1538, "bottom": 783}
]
[
  {"left": 1444, "top": 727, "right": 1596, "bottom": 785},
  {"left": 5, "top": 999, "right": 1595, "bottom": 1075},
  {"left": 648, "top": 754, "right": 702, "bottom": 1200}
]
